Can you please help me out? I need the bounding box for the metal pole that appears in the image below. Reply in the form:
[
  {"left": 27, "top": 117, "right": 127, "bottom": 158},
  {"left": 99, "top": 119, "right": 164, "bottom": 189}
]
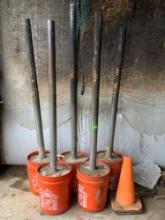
[
  {"left": 89, "top": 11, "right": 102, "bottom": 170},
  {"left": 70, "top": 3, "right": 78, "bottom": 159},
  {"left": 25, "top": 19, "right": 45, "bottom": 159},
  {"left": 48, "top": 20, "right": 57, "bottom": 172},
  {"left": 106, "top": 27, "right": 126, "bottom": 159},
  {"left": 75, "top": 0, "right": 80, "bottom": 66}
]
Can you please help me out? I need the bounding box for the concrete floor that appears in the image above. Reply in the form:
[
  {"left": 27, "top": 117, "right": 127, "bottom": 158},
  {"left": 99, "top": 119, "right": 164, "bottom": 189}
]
[{"left": 0, "top": 166, "right": 165, "bottom": 220}]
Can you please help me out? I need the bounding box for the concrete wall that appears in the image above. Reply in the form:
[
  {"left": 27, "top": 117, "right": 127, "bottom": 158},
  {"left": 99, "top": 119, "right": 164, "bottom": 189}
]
[{"left": 0, "top": 0, "right": 165, "bottom": 166}]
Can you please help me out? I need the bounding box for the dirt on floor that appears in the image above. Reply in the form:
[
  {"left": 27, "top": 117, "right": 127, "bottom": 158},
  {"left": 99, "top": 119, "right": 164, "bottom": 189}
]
[{"left": 0, "top": 166, "right": 165, "bottom": 220}]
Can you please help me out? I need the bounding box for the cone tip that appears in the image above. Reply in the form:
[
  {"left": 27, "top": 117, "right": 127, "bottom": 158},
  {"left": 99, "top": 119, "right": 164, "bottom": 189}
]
[{"left": 123, "top": 155, "right": 132, "bottom": 163}]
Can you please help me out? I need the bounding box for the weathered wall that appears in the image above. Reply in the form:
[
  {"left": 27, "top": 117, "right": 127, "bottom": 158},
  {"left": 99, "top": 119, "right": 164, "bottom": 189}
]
[{"left": 0, "top": 0, "right": 165, "bottom": 166}]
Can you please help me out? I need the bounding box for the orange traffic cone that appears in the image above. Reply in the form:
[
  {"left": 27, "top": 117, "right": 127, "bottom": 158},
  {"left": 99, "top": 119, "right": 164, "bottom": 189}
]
[{"left": 111, "top": 156, "right": 143, "bottom": 214}]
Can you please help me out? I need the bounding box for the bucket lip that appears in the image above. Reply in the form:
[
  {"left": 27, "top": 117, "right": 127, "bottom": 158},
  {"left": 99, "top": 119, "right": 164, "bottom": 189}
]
[
  {"left": 59, "top": 150, "right": 88, "bottom": 165},
  {"left": 37, "top": 162, "right": 72, "bottom": 180},
  {"left": 97, "top": 150, "right": 122, "bottom": 163},
  {"left": 26, "top": 150, "right": 50, "bottom": 165},
  {"left": 77, "top": 161, "right": 110, "bottom": 179}
]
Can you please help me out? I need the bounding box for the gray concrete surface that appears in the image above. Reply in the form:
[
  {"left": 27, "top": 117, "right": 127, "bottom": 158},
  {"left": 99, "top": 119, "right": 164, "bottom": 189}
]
[{"left": 0, "top": 166, "right": 165, "bottom": 220}]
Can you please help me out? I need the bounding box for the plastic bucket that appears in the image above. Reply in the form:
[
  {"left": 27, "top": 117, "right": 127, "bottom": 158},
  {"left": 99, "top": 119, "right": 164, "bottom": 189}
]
[
  {"left": 26, "top": 151, "right": 49, "bottom": 195},
  {"left": 37, "top": 163, "right": 72, "bottom": 215},
  {"left": 97, "top": 150, "right": 122, "bottom": 191},
  {"left": 77, "top": 162, "right": 110, "bottom": 212},
  {"left": 59, "top": 151, "right": 88, "bottom": 193}
]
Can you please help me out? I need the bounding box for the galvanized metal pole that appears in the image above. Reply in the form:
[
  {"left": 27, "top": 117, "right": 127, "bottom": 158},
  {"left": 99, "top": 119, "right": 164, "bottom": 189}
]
[
  {"left": 70, "top": 3, "right": 78, "bottom": 159},
  {"left": 106, "top": 27, "right": 126, "bottom": 159},
  {"left": 48, "top": 20, "right": 57, "bottom": 172},
  {"left": 75, "top": 0, "right": 80, "bottom": 66},
  {"left": 25, "top": 19, "right": 45, "bottom": 159},
  {"left": 89, "top": 11, "right": 102, "bottom": 170}
]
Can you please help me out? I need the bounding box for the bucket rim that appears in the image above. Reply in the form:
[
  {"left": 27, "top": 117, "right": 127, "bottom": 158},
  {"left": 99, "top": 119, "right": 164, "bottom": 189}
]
[
  {"left": 77, "top": 161, "right": 111, "bottom": 180},
  {"left": 97, "top": 150, "right": 123, "bottom": 163},
  {"left": 59, "top": 150, "right": 88, "bottom": 165},
  {"left": 37, "top": 162, "right": 72, "bottom": 181},
  {"left": 26, "top": 150, "right": 50, "bottom": 165}
]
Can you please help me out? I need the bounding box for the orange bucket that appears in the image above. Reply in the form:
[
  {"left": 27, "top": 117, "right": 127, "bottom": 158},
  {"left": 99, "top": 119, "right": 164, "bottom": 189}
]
[
  {"left": 97, "top": 151, "right": 122, "bottom": 191},
  {"left": 26, "top": 151, "right": 49, "bottom": 195},
  {"left": 37, "top": 163, "right": 72, "bottom": 215},
  {"left": 77, "top": 162, "right": 110, "bottom": 212},
  {"left": 59, "top": 151, "right": 88, "bottom": 193}
]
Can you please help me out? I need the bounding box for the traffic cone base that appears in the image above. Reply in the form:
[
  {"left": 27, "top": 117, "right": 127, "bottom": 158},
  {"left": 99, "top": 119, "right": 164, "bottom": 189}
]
[
  {"left": 111, "top": 156, "right": 143, "bottom": 214},
  {"left": 111, "top": 196, "right": 143, "bottom": 214}
]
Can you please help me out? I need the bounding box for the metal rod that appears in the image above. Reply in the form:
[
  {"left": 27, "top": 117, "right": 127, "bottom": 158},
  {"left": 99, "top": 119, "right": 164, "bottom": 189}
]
[
  {"left": 25, "top": 19, "right": 45, "bottom": 159},
  {"left": 75, "top": 0, "right": 80, "bottom": 67},
  {"left": 106, "top": 27, "right": 126, "bottom": 159},
  {"left": 89, "top": 11, "right": 102, "bottom": 170},
  {"left": 70, "top": 3, "right": 78, "bottom": 159},
  {"left": 48, "top": 20, "right": 57, "bottom": 172}
]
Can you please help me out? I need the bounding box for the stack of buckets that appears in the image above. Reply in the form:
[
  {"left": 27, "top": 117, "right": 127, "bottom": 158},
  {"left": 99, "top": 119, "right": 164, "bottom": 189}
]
[{"left": 26, "top": 150, "right": 123, "bottom": 214}]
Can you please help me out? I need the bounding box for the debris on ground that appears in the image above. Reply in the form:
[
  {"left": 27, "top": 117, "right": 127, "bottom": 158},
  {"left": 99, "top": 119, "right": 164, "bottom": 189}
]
[
  {"left": 133, "top": 160, "right": 161, "bottom": 189},
  {"left": 136, "top": 184, "right": 158, "bottom": 198},
  {"left": 158, "top": 168, "right": 165, "bottom": 186}
]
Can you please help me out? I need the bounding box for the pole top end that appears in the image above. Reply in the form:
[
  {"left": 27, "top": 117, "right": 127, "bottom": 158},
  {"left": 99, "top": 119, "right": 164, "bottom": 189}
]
[
  {"left": 70, "top": 2, "right": 76, "bottom": 9},
  {"left": 47, "top": 19, "right": 55, "bottom": 25},
  {"left": 25, "top": 18, "right": 31, "bottom": 25}
]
